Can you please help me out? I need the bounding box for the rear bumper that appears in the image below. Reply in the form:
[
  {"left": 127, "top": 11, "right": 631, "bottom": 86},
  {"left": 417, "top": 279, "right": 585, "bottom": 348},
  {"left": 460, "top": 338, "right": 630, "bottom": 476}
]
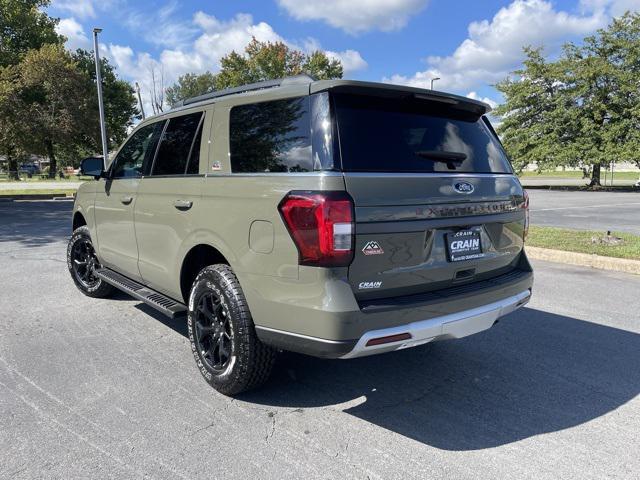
[
  {"left": 248, "top": 252, "right": 534, "bottom": 358},
  {"left": 340, "top": 289, "right": 530, "bottom": 359}
]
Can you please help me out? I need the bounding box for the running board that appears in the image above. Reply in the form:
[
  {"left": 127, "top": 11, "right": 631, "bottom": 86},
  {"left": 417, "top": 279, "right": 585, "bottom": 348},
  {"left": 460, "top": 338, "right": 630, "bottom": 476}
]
[{"left": 95, "top": 268, "right": 187, "bottom": 319}]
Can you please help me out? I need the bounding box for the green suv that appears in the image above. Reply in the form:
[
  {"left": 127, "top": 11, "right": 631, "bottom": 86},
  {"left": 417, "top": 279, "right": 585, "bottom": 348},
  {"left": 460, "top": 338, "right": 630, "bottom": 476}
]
[{"left": 68, "top": 75, "right": 533, "bottom": 395}]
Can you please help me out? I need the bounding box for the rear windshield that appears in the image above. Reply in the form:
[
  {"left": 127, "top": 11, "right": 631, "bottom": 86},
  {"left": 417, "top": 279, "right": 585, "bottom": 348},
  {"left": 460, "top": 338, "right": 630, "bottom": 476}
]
[{"left": 333, "top": 94, "right": 512, "bottom": 174}]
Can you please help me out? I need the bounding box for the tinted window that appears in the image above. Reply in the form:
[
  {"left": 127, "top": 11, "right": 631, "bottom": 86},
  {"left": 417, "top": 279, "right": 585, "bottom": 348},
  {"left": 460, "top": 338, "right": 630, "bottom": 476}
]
[
  {"left": 112, "top": 122, "right": 163, "bottom": 179},
  {"left": 230, "top": 97, "right": 312, "bottom": 173},
  {"left": 333, "top": 94, "right": 512, "bottom": 174},
  {"left": 152, "top": 112, "right": 203, "bottom": 176}
]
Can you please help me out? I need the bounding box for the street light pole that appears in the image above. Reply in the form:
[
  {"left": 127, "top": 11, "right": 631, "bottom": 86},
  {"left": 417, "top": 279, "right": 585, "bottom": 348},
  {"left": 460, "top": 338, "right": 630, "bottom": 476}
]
[
  {"left": 430, "top": 77, "right": 441, "bottom": 90},
  {"left": 93, "top": 28, "right": 109, "bottom": 163}
]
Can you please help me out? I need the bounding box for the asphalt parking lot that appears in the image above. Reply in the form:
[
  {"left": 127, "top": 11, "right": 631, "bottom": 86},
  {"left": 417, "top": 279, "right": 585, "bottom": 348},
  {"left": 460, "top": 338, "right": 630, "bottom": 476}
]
[
  {"left": 528, "top": 189, "right": 640, "bottom": 234},
  {"left": 1, "top": 201, "right": 639, "bottom": 479}
]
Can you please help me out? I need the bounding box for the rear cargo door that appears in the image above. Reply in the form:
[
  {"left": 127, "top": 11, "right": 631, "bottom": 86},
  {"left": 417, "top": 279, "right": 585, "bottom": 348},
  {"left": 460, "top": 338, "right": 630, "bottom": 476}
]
[{"left": 332, "top": 91, "right": 527, "bottom": 301}]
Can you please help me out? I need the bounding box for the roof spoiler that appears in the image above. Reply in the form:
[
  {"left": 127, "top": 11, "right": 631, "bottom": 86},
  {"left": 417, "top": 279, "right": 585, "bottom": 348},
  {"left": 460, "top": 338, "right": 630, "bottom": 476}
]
[{"left": 310, "top": 80, "right": 492, "bottom": 115}]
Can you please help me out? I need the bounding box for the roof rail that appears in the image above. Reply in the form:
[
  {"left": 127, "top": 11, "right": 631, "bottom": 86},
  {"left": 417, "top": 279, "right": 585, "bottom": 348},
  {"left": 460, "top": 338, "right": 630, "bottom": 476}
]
[{"left": 174, "top": 74, "right": 316, "bottom": 108}]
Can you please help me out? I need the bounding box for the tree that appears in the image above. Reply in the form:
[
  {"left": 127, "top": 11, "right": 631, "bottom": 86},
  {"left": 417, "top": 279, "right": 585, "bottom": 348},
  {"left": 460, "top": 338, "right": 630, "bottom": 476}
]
[
  {"left": 0, "top": 0, "right": 63, "bottom": 177},
  {"left": 164, "top": 39, "right": 343, "bottom": 108},
  {"left": 214, "top": 38, "right": 343, "bottom": 90},
  {"left": 149, "top": 65, "right": 165, "bottom": 114},
  {"left": 0, "top": 66, "right": 30, "bottom": 178},
  {"left": 495, "top": 13, "right": 640, "bottom": 186},
  {"left": 0, "top": 0, "right": 62, "bottom": 68},
  {"left": 11, "top": 44, "right": 95, "bottom": 177},
  {"left": 166, "top": 72, "right": 216, "bottom": 108}
]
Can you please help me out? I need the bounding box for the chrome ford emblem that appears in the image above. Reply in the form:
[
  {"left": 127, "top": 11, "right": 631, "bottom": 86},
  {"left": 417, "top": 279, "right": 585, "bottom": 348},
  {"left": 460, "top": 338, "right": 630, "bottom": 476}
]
[{"left": 454, "top": 181, "right": 474, "bottom": 194}]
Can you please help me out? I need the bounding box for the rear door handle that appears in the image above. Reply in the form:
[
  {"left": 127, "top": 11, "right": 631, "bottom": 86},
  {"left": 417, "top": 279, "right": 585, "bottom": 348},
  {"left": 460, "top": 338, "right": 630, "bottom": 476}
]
[
  {"left": 173, "top": 199, "right": 193, "bottom": 210},
  {"left": 120, "top": 196, "right": 133, "bottom": 205}
]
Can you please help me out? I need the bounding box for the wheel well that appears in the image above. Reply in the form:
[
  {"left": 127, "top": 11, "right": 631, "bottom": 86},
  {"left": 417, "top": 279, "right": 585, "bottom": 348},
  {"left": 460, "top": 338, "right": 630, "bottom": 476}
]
[
  {"left": 180, "top": 244, "right": 229, "bottom": 303},
  {"left": 72, "top": 212, "right": 86, "bottom": 231}
]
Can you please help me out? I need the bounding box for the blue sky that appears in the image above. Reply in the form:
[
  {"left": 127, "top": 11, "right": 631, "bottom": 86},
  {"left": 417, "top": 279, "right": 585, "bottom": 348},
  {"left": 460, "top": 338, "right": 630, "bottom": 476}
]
[{"left": 49, "top": 0, "right": 639, "bottom": 110}]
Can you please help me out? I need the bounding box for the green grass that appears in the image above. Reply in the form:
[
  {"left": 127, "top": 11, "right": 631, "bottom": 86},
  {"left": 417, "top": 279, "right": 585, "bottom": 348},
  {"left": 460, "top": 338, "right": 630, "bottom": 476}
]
[
  {"left": 0, "top": 189, "right": 75, "bottom": 196},
  {"left": 528, "top": 226, "right": 640, "bottom": 260},
  {"left": 519, "top": 170, "right": 639, "bottom": 180}
]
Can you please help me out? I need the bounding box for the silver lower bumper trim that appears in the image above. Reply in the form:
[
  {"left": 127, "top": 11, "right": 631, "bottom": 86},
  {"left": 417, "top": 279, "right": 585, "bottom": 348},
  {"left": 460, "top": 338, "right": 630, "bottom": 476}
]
[{"left": 340, "top": 289, "right": 531, "bottom": 359}]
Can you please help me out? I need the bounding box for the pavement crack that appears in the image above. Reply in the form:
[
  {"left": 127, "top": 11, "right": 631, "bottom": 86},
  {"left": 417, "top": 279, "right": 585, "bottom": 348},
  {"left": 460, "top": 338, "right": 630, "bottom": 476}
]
[{"left": 191, "top": 421, "right": 216, "bottom": 436}]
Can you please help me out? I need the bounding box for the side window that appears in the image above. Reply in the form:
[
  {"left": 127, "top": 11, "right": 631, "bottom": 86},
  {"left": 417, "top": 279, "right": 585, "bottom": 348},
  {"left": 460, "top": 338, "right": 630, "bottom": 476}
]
[
  {"left": 151, "top": 112, "right": 203, "bottom": 176},
  {"left": 230, "top": 97, "right": 312, "bottom": 173},
  {"left": 111, "top": 122, "right": 163, "bottom": 179}
]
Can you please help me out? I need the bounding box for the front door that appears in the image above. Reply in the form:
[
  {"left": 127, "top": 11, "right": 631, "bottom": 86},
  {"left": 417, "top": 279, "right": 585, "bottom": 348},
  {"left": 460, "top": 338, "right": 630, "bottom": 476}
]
[{"left": 94, "top": 121, "right": 164, "bottom": 281}]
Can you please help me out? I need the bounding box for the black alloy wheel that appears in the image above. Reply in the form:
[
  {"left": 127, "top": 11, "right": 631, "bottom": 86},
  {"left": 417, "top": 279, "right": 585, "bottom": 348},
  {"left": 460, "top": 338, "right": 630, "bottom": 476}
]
[
  {"left": 71, "top": 236, "right": 100, "bottom": 289},
  {"left": 194, "top": 291, "right": 233, "bottom": 371}
]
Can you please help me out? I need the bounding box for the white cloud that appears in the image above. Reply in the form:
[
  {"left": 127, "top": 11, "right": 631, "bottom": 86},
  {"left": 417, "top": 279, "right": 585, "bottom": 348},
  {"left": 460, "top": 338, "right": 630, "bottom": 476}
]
[
  {"left": 52, "top": 0, "right": 96, "bottom": 19},
  {"left": 466, "top": 91, "right": 498, "bottom": 109},
  {"left": 327, "top": 49, "right": 368, "bottom": 74},
  {"left": 580, "top": 0, "right": 640, "bottom": 16},
  {"left": 386, "top": 0, "right": 609, "bottom": 92},
  {"left": 56, "top": 17, "right": 89, "bottom": 50},
  {"left": 124, "top": 2, "right": 199, "bottom": 49},
  {"left": 190, "top": 12, "right": 284, "bottom": 70},
  {"left": 277, "top": 0, "right": 429, "bottom": 34},
  {"left": 98, "top": 12, "right": 366, "bottom": 116},
  {"left": 303, "top": 38, "right": 368, "bottom": 74},
  {"left": 105, "top": 12, "right": 366, "bottom": 92}
]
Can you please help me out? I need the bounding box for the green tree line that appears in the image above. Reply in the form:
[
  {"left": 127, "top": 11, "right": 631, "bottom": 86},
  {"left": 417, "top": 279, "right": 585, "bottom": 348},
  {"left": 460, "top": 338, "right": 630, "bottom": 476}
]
[{"left": 495, "top": 12, "right": 640, "bottom": 186}]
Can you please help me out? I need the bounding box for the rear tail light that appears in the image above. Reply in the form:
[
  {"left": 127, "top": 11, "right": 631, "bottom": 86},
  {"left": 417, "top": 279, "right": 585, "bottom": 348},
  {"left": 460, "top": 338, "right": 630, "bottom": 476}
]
[
  {"left": 523, "top": 189, "right": 530, "bottom": 239},
  {"left": 278, "top": 191, "right": 355, "bottom": 267}
]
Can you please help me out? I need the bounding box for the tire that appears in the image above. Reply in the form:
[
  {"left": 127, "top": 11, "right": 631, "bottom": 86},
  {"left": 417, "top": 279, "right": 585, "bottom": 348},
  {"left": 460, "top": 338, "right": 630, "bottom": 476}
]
[
  {"left": 187, "top": 264, "right": 277, "bottom": 395},
  {"left": 67, "top": 226, "right": 115, "bottom": 298}
]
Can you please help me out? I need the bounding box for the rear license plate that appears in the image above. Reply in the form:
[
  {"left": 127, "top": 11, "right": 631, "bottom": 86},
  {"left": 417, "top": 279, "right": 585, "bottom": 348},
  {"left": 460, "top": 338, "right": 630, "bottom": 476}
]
[{"left": 446, "top": 229, "right": 484, "bottom": 262}]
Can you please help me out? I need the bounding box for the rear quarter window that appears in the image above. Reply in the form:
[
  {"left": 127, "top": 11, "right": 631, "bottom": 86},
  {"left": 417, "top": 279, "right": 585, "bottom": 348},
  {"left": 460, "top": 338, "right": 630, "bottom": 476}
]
[
  {"left": 229, "top": 97, "right": 312, "bottom": 173},
  {"left": 333, "top": 94, "right": 512, "bottom": 174}
]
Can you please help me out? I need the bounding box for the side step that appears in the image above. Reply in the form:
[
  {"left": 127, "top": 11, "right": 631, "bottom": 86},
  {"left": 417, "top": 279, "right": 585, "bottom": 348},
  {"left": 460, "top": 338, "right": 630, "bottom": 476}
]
[{"left": 95, "top": 268, "right": 187, "bottom": 319}]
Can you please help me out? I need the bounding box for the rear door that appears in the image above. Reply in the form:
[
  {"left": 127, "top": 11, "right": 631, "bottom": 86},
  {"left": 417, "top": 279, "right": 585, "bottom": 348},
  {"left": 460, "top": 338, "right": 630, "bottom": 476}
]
[{"left": 332, "top": 92, "right": 527, "bottom": 301}]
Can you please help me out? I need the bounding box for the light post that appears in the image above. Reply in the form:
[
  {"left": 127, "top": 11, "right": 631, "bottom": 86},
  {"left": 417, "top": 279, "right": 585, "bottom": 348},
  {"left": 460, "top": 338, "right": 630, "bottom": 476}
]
[
  {"left": 93, "top": 28, "right": 108, "bottom": 162},
  {"left": 430, "top": 77, "right": 441, "bottom": 90}
]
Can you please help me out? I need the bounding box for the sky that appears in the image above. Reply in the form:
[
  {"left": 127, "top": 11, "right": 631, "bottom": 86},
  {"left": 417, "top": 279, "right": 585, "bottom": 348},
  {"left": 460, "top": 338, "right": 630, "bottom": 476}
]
[{"left": 49, "top": 0, "right": 640, "bottom": 112}]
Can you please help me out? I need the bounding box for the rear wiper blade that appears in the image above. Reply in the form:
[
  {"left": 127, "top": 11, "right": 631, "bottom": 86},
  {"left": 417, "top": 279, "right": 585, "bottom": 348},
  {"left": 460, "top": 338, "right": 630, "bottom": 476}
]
[{"left": 414, "top": 150, "right": 467, "bottom": 162}]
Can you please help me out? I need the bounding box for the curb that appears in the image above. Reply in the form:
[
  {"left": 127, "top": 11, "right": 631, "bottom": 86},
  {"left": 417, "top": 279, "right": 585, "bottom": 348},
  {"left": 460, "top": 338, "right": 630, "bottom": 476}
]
[{"left": 526, "top": 246, "right": 640, "bottom": 275}]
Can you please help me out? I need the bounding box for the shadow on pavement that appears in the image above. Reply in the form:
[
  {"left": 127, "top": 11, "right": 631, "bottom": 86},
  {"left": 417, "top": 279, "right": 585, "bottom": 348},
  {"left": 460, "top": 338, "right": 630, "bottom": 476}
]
[
  {"left": 238, "top": 307, "right": 640, "bottom": 451},
  {"left": 0, "top": 200, "right": 72, "bottom": 247}
]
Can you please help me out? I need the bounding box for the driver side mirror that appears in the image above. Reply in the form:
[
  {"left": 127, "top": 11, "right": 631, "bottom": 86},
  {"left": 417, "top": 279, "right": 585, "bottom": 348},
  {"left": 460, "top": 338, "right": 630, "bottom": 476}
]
[{"left": 80, "top": 156, "right": 106, "bottom": 179}]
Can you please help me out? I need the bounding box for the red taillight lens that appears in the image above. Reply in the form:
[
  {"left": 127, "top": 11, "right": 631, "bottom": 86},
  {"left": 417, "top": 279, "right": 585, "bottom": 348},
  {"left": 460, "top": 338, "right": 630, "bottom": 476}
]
[
  {"left": 522, "top": 189, "right": 530, "bottom": 240},
  {"left": 278, "top": 191, "right": 355, "bottom": 267}
]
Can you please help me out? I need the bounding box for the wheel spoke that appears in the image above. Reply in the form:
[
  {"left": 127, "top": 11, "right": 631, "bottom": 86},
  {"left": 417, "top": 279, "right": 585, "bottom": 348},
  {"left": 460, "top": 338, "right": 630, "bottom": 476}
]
[{"left": 196, "top": 321, "right": 215, "bottom": 338}]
